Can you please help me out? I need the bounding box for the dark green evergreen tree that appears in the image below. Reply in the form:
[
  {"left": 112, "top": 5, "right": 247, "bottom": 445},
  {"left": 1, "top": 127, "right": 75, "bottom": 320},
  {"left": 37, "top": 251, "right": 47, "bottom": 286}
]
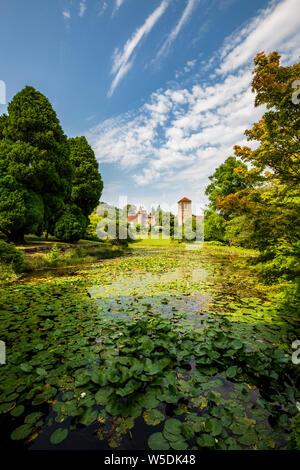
[{"left": 0, "top": 86, "right": 72, "bottom": 242}]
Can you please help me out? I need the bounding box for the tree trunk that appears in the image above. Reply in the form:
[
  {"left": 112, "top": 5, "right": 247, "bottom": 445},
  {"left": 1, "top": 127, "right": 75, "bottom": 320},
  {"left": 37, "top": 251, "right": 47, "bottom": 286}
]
[{"left": 9, "top": 231, "right": 26, "bottom": 245}]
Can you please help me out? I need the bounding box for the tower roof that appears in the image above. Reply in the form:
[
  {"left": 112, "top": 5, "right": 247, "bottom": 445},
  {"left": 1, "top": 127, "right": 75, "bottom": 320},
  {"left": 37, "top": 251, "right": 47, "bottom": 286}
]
[{"left": 178, "top": 197, "right": 191, "bottom": 203}]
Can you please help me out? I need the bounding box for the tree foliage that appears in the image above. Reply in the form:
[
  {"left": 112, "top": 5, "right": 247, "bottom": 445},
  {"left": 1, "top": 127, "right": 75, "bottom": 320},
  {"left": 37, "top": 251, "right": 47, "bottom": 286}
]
[
  {"left": 206, "top": 52, "right": 300, "bottom": 285},
  {"left": 68, "top": 137, "right": 103, "bottom": 217},
  {"left": 204, "top": 210, "right": 226, "bottom": 242},
  {"left": 205, "top": 157, "right": 248, "bottom": 214},
  {"left": 0, "top": 86, "right": 72, "bottom": 242},
  {"left": 233, "top": 51, "right": 300, "bottom": 186},
  {"left": 0, "top": 87, "right": 103, "bottom": 243}
]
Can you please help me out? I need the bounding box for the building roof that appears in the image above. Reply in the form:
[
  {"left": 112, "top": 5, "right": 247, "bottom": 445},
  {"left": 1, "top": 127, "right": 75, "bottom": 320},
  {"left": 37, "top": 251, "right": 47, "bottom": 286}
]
[
  {"left": 178, "top": 197, "right": 192, "bottom": 203},
  {"left": 127, "top": 214, "right": 138, "bottom": 222}
]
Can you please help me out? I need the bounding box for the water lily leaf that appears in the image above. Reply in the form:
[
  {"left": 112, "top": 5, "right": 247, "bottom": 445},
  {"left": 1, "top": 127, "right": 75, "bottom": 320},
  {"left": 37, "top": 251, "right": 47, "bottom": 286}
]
[
  {"left": 50, "top": 428, "right": 69, "bottom": 445},
  {"left": 25, "top": 412, "right": 44, "bottom": 424},
  {"left": 0, "top": 402, "right": 15, "bottom": 413},
  {"left": 226, "top": 437, "right": 242, "bottom": 450},
  {"left": 164, "top": 418, "right": 182, "bottom": 436},
  {"left": 181, "top": 422, "right": 195, "bottom": 439},
  {"left": 143, "top": 409, "right": 165, "bottom": 426},
  {"left": 237, "top": 428, "right": 257, "bottom": 446},
  {"left": 62, "top": 391, "right": 74, "bottom": 401},
  {"left": 231, "top": 340, "right": 243, "bottom": 349},
  {"left": 95, "top": 387, "right": 114, "bottom": 405},
  {"left": 121, "top": 402, "right": 142, "bottom": 418},
  {"left": 116, "top": 380, "right": 140, "bottom": 397},
  {"left": 11, "top": 424, "right": 33, "bottom": 440},
  {"left": 20, "top": 363, "right": 33, "bottom": 373},
  {"left": 32, "top": 387, "right": 56, "bottom": 405},
  {"left": 196, "top": 433, "right": 215, "bottom": 447},
  {"left": 170, "top": 439, "right": 188, "bottom": 450},
  {"left": 139, "top": 390, "right": 159, "bottom": 409},
  {"left": 148, "top": 432, "right": 170, "bottom": 450},
  {"left": 78, "top": 408, "right": 98, "bottom": 426},
  {"left": 139, "top": 336, "right": 155, "bottom": 355},
  {"left": 91, "top": 370, "right": 108, "bottom": 386},
  {"left": 226, "top": 366, "right": 238, "bottom": 378},
  {"left": 11, "top": 405, "right": 25, "bottom": 417},
  {"left": 205, "top": 418, "right": 222, "bottom": 436}
]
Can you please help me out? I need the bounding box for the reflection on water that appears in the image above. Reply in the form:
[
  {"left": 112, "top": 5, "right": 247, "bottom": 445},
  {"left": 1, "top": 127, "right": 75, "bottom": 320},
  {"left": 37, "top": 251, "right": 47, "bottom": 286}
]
[{"left": 89, "top": 267, "right": 211, "bottom": 327}]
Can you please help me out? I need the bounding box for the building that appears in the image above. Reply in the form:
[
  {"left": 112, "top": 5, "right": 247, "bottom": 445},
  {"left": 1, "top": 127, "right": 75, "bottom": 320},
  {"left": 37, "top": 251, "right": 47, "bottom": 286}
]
[
  {"left": 177, "top": 197, "right": 192, "bottom": 225},
  {"left": 127, "top": 207, "right": 155, "bottom": 228},
  {"left": 127, "top": 198, "right": 201, "bottom": 229}
]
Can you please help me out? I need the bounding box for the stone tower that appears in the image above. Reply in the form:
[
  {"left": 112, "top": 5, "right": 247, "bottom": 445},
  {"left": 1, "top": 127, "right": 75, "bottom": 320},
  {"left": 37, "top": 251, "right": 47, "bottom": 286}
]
[{"left": 178, "top": 197, "right": 192, "bottom": 225}]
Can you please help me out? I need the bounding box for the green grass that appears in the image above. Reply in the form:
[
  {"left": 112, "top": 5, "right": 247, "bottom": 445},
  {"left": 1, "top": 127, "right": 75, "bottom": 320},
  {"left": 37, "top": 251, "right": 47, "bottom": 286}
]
[
  {"left": 23, "top": 244, "right": 130, "bottom": 272},
  {"left": 20, "top": 234, "right": 104, "bottom": 248},
  {"left": 203, "top": 241, "right": 258, "bottom": 256},
  {"left": 129, "top": 237, "right": 174, "bottom": 246}
]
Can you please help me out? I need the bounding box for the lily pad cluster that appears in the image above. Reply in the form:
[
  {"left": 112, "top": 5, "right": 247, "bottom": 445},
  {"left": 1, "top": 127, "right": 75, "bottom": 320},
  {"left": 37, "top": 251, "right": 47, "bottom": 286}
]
[{"left": 0, "top": 245, "right": 299, "bottom": 450}]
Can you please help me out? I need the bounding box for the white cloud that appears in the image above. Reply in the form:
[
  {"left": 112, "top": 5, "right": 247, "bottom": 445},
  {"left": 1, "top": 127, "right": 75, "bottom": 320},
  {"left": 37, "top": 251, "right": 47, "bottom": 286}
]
[
  {"left": 218, "top": 0, "right": 300, "bottom": 74},
  {"left": 108, "top": 0, "right": 169, "bottom": 96},
  {"left": 88, "top": 0, "right": 300, "bottom": 209},
  {"left": 62, "top": 9, "right": 71, "bottom": 20},
  {"left": 79, "top": 1, "right": 87, "bottom": 17},
  {"left": 155, "top": 0, "right": 199, "bottom": 61}
]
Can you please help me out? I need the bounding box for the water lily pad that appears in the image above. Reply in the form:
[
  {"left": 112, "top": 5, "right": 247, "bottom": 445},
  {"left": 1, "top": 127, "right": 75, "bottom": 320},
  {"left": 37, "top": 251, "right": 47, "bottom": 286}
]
[
  {"left": 196, "top": 433, "right": 215, "bottom": 447},
  {"left": 95, "top": 387, "right": 114, "bottom": 405},
  {"left": 25, "top": 412, "right": 44, "bottom": 424},
  {"left": 143, "top": 409, "right": 165, "bottom": 426},
  {"left": 78, "top": 408, "right": 98, "bottom": 426},
  {"left": 11, "top": 405, "right": 25, "bottom": 417},
  {"left": 148, "top": 432, "right": 170, "bottom": 450},
  {"left": 11, "top": 424, "right": 33, "bottom": 440},
  {"left": 50, "top": 428, "right": 69, "bottom": 445},
  {"left": 226, "top": 366, "right": 238, "bottom": 378},
  {"left": 164, "top": 418, "right": 182, "bottom": 436}
]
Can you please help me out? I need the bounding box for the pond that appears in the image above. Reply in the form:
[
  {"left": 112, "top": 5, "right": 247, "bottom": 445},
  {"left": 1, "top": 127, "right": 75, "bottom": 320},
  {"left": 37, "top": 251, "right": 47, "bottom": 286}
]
[{"left": 0, "top": 245, "right": 299, "bottom": 450}]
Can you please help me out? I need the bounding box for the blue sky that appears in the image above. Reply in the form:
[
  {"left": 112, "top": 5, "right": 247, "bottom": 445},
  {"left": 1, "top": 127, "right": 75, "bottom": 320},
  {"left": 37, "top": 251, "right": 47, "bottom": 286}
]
[{"left": 0, "top": 0, "right": 299, "bottom": 214}]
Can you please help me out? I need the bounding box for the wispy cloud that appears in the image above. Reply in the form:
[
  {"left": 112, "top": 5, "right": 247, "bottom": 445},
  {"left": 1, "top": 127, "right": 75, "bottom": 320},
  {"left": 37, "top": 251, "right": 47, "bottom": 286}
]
[
  {"left": 79, "top": 0, "right": 87, "bottom": 17},
  {"left": 89, "top": 0, "right": 300, "bottom": 208},
  {"left": 98, "top": 1, "right": 108, "bottom": 17},
  {"left": 218, "top": 0, "right": 300, "bottom": 74},
  {"left": 108, "top": 0, "right": 169, "bottom": 97},
  {"left": 113, "top": 0, "right": 125, "bottom": 15},
  {"left": 62, "top": 9, "right": 71, "bottom": 20},
  {"left": 155, "top": 0, "right": 199, "bottom": 61}
]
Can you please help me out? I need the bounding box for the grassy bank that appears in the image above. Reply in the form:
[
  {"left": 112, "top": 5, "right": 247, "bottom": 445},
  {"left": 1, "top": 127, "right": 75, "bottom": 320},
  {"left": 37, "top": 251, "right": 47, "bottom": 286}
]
[
  {"left": 0, "top": 241, "right": 131, "bottom": 283},
  {"left": 203, "top": 241, "right": 258, "bottom": 256},
  {"left": 130, "top": 238, "right": 258, "bottom": 255},
  {"left": 129, "top": 237, "right": 174, "bottom": 247},
  {"left": 24, "top": 243, "right": 130, "bottom": 272}
]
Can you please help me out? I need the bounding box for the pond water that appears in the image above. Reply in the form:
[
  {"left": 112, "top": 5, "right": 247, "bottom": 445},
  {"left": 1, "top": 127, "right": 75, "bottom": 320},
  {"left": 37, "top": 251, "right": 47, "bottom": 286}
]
[{"left": 0, "top": 245, "right": 299, "bottom": 450}]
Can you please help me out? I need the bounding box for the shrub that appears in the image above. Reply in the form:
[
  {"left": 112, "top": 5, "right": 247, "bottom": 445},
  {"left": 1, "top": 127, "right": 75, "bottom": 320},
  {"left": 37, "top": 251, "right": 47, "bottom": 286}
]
[
  {"left": 45, "top": 244, "right": 60, "bottom": 266},
  {"left": 54, "top": 204, "right": 87, "bottom": 242},
  {"left": 85, "top": 212, "right": 103, "bottom": 241},
  {"left": 204, "top": 210, "right": 225, "bottom": 242},
  {"left": 255, "top": 239, "right": 300, "bottom": 284},
  {"left": 0, "top": 240, "right": 25, "bottom": 274}
]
